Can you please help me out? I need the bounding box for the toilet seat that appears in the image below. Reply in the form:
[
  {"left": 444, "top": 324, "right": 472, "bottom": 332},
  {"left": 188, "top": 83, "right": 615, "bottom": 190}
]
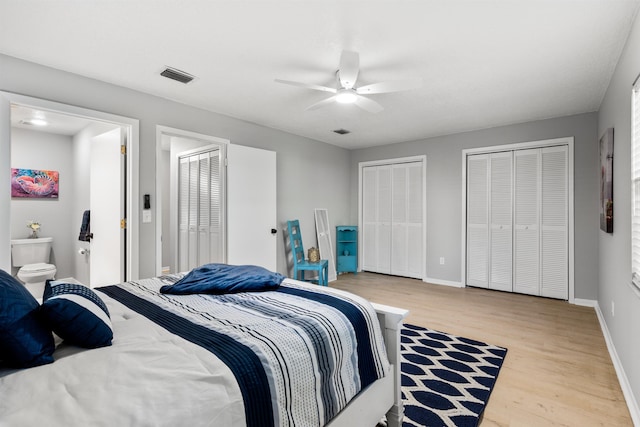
[{"left": 19, "top": 263, "right": 56, "bottom": 274}]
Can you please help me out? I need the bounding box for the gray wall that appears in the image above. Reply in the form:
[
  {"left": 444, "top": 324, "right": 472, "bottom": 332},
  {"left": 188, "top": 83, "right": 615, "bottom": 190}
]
[
  {"left": 0, "top": 53, "right": 351, "bottom": 279},
  {"left": 350, "top": 112, "right": 600, "bottom": 300},
  {"left": 10, "top": 128, "right": 74, "bottom": 278},
  {"left": 598, "top": 8, "right": 640, "bottom": 410}
]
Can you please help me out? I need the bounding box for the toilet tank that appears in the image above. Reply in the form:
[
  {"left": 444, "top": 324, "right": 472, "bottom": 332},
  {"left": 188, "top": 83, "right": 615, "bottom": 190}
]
[{"left": 10, "top": 237, "right": 53, "bottom": 267}]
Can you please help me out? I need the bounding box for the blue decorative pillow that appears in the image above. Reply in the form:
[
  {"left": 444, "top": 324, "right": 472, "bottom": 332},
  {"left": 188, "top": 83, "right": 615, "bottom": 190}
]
[
  {"left": 0, "top": 269, "right": 55, "bottom": 368},
  {"left": 40, "top": 281, "right": 113, "bottom": 349},
  {"left": 160, "top": 263, "right": 285, "bottom": 295}
]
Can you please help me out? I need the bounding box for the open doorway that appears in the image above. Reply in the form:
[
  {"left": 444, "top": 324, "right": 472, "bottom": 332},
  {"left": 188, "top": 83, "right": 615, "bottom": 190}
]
[
  {"left": 0, "top": 92, "right": 139, "bottom": 286},
  {"left": 155, "top": 126, "right": 228, "bottom": 276}
]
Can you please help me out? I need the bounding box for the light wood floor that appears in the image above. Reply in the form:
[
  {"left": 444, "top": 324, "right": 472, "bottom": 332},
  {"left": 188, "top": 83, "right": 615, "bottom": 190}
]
[{"left": 331, "top": 272, "right": 633, "bottom": 426}]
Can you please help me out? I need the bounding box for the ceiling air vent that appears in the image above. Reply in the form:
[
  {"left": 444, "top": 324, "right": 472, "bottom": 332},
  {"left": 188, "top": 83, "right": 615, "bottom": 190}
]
[
  {"left": 333, "top": 128, "right": 351, "bottom": 135},
  {"left": 160, "top": 67, "right": 195, "bottom": 84}
]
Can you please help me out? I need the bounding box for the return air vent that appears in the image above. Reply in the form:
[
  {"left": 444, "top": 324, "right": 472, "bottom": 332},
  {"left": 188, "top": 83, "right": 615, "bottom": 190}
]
[
  {"left": 333, "top": 128, "right": 351, "bottom": 135},
  {"left": 160, "top": 67, "right": 195, "bottom": 84}
]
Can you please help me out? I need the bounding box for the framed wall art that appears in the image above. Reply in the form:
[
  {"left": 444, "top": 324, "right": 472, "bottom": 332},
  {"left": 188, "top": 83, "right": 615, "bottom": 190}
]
[
  {"left": 599, "top": 128, "right": 614, "bottom": 233},
  {"left": 11, "top": 168, "right": 59, "bottom": 199}
]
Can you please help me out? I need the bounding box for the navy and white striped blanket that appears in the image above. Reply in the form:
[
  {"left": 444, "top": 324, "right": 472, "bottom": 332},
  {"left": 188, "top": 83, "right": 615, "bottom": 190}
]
[{"left": 99, "top": 275, "right": 389, "bottom": 427}]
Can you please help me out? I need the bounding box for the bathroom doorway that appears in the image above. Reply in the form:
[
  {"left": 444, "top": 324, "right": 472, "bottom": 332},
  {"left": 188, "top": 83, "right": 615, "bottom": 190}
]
[{"left": 0, "top": 92, "right": 139, "bottom": 285}]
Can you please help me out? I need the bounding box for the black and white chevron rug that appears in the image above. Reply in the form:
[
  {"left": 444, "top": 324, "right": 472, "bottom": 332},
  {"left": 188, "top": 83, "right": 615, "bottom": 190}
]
[{"left": 400, "top": 324, "right": 507, "bottom": 427}]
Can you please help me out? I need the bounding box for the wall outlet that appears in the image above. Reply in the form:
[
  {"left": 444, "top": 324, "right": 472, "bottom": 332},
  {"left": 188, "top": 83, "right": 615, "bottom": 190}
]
[
  {"left": 439, "top": 257, "right": 445, "bottom": 265},
  {"left": 611, "top": 301, "right": 615, "bottom": 317}
]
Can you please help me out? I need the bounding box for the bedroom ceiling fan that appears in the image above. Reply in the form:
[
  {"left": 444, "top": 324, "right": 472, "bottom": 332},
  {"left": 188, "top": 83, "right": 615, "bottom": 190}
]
[{"left": 275, "top": 50, "right": 422, "bottom": 114}]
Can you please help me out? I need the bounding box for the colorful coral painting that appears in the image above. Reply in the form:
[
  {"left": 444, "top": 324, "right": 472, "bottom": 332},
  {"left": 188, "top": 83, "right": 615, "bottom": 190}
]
[{"left": 11, "top": 168, "right": 59, "bottom": 198}]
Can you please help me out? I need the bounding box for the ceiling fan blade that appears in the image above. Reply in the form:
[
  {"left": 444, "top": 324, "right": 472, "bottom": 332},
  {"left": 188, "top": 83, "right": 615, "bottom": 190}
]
[
  {"left": 354, "top": 95, "right": 384, "bottom": 114},
  {"left": 274, "top": 79, "right": 337, "bottom": 93},
  {"left": 338, "top": 50, "right": 359, "bottom": 89},
  {"left": 356, "top": 78, "right": 423, "bottom": 95},
  {"left": 305, "top": 95, "right": 338, "bottom": 111}
]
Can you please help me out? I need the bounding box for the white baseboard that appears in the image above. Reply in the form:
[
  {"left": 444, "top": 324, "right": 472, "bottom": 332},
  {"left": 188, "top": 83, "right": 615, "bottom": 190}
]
[
  {"left": 423, "top": 277, "right": 464, "bottom": 288},
  {"left": 593, "top": 302, "right": 640, "bottom": 426},
  {"left": 573, "top": 298, "right": 597, "bottom": 307}
]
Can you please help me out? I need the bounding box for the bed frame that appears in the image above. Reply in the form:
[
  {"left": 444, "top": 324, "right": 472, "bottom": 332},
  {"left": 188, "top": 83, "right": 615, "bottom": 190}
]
[{"left": 327, "top": 302, "right": 408, "bottom": 427}]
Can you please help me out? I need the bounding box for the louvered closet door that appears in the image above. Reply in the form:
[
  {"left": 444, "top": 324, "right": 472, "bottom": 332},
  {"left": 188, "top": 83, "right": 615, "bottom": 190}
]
[
  {"left": 391, "top": 165, "right": 408, "bottom": 276},
  {"left": 178, "top": 156, "right": 190, "bottom": 272},
  {"left": 208, "top": 150, "right": 222, "bottom": 264},
  {"left": 513, "top": 149, "right": 540, "bottom": 296},
  {"left": 376, "top": 165, "right": 392, "bottom": 274},
  {"left": 178, "top": 149, "right": 224, "bottom": 273},
  {"left": 391, "top": 162, "right": 423, "bottom": 279},
  {"left": 466, "top": 154, "right": 489, "bottom": 288},
  {"left": 541, "top": 146, "right": 568, "bottom": 299},
  {"left": 362, "top": 166, "right": 378, "bottom": 271},
  {"left": 406, "top": 163, "right": 424, "bottom": 278},
  {"left": 489, "top": 152, "right": 513, "bottom": 291}
]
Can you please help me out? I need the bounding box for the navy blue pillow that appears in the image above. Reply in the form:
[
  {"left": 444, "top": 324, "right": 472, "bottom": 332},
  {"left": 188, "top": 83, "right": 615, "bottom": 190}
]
[
  {"left": 0, "top": 269, "right": 55, "bottom": 368},
  {"left": 40, "top": 281, "right": 113, "bottom": 349},
  {"left": 160, "top": 263, "right": 285, "bottom": 295}
]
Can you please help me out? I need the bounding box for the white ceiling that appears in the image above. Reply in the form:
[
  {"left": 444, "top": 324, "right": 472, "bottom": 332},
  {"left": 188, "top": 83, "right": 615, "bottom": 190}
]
[{"left": 1, "top": 1, "right": 638, "bottom": 149}]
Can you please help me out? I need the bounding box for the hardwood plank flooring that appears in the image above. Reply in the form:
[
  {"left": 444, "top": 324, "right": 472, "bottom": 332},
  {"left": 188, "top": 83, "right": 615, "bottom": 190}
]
[{"left": 330, "top": 272, "right": 633, "bottom": 426}]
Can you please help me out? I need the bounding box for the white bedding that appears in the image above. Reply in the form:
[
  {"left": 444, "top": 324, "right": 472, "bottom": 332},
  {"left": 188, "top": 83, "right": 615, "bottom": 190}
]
[
  {"left": 0, "top": 276, "right": 392, "bottom": 427},
  {"left": 0, "top": 291, "right": 246, "bottom": 427}
]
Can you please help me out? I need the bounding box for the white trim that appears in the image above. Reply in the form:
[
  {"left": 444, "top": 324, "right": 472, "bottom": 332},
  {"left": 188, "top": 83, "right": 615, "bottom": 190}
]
[
  {"left": 572, "top": 298, "right": 597, "bottom": 307},
  {"left": 461, "top": 136, "right": 575, "bottom": 301},
  {"left": 594, "top": 302, "right": 640, "bottom": 426},
  {"left": 358, "top": 155, "right": 427, "bottom": 280},
  {"left": 424, "top": 277, "right": 464, "bottom": 288},
  {"left": 155, "top": 125, "right": 230, "bottom": 276},
  {"left": 0, "top": 91, "right": 139, "bottom": 281}
]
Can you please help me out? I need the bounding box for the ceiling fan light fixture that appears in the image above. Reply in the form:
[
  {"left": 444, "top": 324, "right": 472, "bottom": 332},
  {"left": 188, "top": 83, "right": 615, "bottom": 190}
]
[{"left": 335, "top": 89, "right": 357, "bottom": 104}]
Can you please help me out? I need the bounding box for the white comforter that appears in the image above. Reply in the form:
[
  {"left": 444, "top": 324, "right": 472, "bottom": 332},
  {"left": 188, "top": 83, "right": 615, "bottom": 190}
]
[{"left": 0, "top": 290, "right": 245, "bottom": 427}]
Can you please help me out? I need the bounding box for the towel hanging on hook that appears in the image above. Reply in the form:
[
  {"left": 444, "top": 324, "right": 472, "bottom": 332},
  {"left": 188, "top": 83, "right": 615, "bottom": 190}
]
[{"left": 78, "top": 210, "right": 92, "bottom": 241}]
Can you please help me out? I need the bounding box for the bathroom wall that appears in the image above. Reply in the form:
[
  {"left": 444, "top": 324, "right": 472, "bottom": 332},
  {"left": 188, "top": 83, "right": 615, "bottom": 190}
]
[{"left": 10, "top": 127, "right": 74, "bottom": 279}]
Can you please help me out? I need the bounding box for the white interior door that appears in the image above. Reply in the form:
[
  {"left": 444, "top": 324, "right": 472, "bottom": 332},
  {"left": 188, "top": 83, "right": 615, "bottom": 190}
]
[
  {"left": 227, "top": 144, "right": 277, "bottom": 270},
  {"left": 0, "top": 95, "right": 10, "bottom": 272},
  {"left": 513, "top": 149, "right": 540, "bottom": 295},
  {"left": 541, "top": 146, "right": 568, "bottom": 299},
  {"left": 90, "top": 128, "right": 123, "bottom": 286},
  {"left": 489, "top": 152, "right": 513, "bottom": 291},
  {"left": 466, "top": 154, "right": 489, "bottom": 287}
]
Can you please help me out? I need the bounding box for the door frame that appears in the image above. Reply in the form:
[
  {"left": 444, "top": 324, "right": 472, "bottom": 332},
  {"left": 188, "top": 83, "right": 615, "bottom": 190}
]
[
  {"left": 358, "top": 155, "right": 427, "bottom": 280},
  {"left": 460, "top": 136, "right": 575, "bottom": 302},
  {"left": 0, "top": 91, "right": 139, "bottom": 280},
  {"left": 155, "top": 125, "right": 229, "bottom": 276}
]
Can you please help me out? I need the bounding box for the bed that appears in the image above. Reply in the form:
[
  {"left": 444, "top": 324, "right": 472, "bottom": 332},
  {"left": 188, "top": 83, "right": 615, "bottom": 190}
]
[{"left": 0, "top": 267, "right": 407, "bottom": 427}]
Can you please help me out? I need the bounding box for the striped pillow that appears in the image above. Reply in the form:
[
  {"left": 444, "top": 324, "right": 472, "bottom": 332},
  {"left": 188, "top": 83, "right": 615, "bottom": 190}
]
[{"left": 40, "top": 281, "right": 113, "bottom": 348}]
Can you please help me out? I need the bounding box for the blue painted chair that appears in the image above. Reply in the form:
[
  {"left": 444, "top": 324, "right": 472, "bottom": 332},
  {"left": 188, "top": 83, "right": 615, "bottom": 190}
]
[{"left": 287, "top": 220, "right": 328, "bottom": 286}]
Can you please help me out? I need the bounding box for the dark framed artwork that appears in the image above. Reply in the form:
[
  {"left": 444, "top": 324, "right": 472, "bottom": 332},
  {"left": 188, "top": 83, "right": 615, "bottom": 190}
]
[{"left": 600, "top": 128, "right": 614, "bottom": 233}]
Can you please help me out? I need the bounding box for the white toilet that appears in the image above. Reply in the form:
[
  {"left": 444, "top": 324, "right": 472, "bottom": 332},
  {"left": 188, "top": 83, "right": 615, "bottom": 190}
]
[{"left": 11, "top": 237, "right": 57, "bottom": 299}]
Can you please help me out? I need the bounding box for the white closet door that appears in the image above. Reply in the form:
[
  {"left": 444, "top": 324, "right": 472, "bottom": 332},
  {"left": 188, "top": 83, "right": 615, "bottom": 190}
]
[
  {"left": 178, "top": 148, "right": 224, "bottom": 273},
  {"left": 198, "top": 153, "right": 211, "bottom": 267},
  {"left": 513, "top": 149, "right": 540, "bottom": 295},
  {"left": 376, "top": 165, "right": 392, "bottom": 274},
  {"left": 208, "top": 150, "right": 223, "bottom": 264},
  {"left": 541, "top": 146, "right": 568, "bottom": 299},
  {"left": 489, "top": 152, "right": 513, "bottom": 291},
  {"left": 466, "top": 154, "right": 489, "bottom": 288},
  {"left": 406, "top": 163, "right": 424, "bottom": 278},
  {"left": 362, "top": 166, "right": 378, "bottom": 271},
  {"left": 178, "top": 157, "right": 189, "bottom": 272},
  {"left": 187, "top": 155, "right": 199, "bottom": 270},
  {"left": 363, "top": 161, "right": 423, "bottom": 278},
  {"left": 391, "top": 165, "right": 408, "bottom": 276}
]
